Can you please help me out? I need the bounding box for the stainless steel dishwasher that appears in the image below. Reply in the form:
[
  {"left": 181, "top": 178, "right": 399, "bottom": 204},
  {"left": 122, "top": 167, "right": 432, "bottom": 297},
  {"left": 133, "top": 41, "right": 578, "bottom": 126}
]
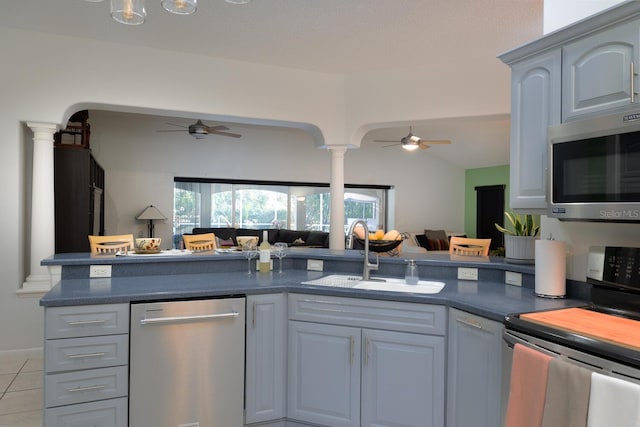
[{"left": 129, "top": 297, "right": 245, "bottom": 427}]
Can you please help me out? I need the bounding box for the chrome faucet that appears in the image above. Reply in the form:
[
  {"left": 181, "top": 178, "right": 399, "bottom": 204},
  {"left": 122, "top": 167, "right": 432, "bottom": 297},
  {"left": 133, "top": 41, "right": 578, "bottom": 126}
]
[{"left": 346, "top": 219, "right": 379, "bottom": 281}]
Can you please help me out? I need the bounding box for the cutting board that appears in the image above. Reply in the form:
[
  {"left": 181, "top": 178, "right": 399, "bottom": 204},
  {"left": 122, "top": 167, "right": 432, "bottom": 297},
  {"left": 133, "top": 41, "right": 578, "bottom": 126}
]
[{"left": 520, "top": 308, "right": 640, "bottom": 350}]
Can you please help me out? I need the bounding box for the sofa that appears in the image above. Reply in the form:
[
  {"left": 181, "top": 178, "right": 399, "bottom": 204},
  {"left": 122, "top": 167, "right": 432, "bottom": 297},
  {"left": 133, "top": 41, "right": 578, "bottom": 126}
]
[
  {"left": 402, "top": 229, "right": 467, "bottom": 252},
  {"left": 190, "top": 227, "right": 330, "bottom": 248}
]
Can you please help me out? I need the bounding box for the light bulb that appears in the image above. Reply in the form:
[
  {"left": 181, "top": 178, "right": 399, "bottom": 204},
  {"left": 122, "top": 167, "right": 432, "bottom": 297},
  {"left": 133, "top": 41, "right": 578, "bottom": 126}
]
[
  {"left": 111, "top": 0, "right": 146, "bottom": 25},
  {"left": 162, "top": 0, "right": 197, "bottom": 15}
]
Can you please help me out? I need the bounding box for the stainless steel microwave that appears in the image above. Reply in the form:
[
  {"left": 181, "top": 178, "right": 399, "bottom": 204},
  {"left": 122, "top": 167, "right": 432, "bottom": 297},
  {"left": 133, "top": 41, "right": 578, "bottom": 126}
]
[{"left": 548, "top": 112, "right": 640, "bottom": 222}]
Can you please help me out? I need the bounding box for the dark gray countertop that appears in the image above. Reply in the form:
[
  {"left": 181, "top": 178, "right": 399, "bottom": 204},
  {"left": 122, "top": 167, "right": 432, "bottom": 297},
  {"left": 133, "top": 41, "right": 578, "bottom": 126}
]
[{"left": 40, "top": 249, "right": 585, "bottom": 322}]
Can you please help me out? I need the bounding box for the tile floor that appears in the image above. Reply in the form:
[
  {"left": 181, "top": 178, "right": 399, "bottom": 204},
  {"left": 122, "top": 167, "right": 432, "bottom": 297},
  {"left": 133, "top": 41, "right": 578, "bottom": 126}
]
[{"left": 0, "top": 356, "right": 43, "bottom": 427}]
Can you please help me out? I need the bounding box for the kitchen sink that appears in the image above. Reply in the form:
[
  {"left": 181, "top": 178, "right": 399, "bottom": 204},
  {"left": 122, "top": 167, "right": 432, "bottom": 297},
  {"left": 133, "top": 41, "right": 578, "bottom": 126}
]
[{"left": 302, "top": 274, "right": 445, "bottom": 294}]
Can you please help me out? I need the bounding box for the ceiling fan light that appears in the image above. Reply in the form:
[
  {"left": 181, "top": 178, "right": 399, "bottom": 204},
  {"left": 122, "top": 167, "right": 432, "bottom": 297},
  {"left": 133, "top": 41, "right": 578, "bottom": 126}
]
[
  {"left": 161, "top": 0, "right": 197, "bottom": 15},
  {"left": 402, "top": 143, "right": 420, "bottom": 151},
  {"left": 111, "top": 0, "right": 146, "bottom": 25}
]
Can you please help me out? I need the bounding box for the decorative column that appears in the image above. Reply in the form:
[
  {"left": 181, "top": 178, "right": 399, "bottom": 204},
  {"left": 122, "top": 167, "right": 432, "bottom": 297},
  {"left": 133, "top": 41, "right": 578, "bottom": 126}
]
[
  {"left": 22, "top": 122, "right": 58, "bottom": 293},
  {"left": 328, "top": 146, "right": 347, "bottom": 250}
]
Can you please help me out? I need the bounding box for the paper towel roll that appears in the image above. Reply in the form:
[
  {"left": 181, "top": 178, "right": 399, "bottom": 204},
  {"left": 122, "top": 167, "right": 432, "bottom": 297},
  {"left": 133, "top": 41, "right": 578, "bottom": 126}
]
[{"left": 535, "top": 239, "right": 566, "bottom": 298}]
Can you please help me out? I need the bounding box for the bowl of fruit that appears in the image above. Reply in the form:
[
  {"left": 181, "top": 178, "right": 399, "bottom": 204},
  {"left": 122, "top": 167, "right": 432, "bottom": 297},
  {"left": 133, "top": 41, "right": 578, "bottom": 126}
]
[{"left": 353, "top": 229, "right": 404, "bottom": 253}]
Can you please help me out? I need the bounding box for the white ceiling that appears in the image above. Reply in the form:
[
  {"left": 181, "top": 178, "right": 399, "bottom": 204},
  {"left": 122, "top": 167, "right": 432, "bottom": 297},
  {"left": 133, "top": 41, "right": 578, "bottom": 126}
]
[{"left": 2, "top": 0, "right": 545, "bottom": 168}]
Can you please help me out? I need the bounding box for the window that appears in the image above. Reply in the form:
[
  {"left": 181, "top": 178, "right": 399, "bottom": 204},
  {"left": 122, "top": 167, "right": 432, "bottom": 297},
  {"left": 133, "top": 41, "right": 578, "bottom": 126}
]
[{"left": 174, "top": 178, "right": 389, "bottom": 239}]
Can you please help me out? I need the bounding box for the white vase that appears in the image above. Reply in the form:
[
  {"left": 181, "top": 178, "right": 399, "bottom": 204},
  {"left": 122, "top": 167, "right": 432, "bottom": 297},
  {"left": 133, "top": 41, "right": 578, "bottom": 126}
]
[{"left": 504, "top": 235, "right": 537, "bottom": 263}]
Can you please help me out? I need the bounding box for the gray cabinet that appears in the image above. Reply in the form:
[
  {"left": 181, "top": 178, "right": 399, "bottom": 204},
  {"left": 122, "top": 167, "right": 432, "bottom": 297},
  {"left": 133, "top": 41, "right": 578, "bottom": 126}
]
[
  {"left": 44, "top": 303, "right": 129, "bottom": 427},
  {"left": 508, "top": 49, "right": 561, "bottom": 212},
  {"left": 446, "top": 308, "right": 503, "bottom": 427},
  {"left": 288, "top": 321, "right": 361, "bottom": 427},
  {"left": 499, "top": 3, "right": 640, "bottom": 213},
  {"left": 287, "top": 293, "right": 446, "bottom": 427},
  {"left": 361, "top": 329, "right": 445, "bottom": 427},
  {"left": 246, "top": 294, "right": 288, "bottom": 425},
  {"left": 562, "top": 19, "right": 640, "bottom": 122}
]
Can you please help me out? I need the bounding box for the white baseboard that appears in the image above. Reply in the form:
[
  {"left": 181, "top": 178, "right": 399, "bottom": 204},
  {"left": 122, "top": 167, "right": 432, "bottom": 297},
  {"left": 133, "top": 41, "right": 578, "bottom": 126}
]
[{"left": 0, "top": 347, "right": 43, "bottom": 360}]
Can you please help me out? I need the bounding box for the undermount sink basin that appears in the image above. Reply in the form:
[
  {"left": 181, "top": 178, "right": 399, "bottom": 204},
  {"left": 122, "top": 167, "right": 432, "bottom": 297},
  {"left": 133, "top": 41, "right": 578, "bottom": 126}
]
[{"left": 302, "top": 274, "right": 445, "bottom": 294}]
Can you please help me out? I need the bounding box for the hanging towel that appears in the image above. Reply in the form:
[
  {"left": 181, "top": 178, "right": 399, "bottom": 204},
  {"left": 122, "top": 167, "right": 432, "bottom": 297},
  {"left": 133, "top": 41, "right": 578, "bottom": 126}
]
[
  {"left": 587, "top": 372, "right": 640, "bottom": 427},
  {"left": 505, "top": 343, "right": 553, "bottom": 427},
  {"left": 541, "top": 357, "right": 591, "bottom": 427}
]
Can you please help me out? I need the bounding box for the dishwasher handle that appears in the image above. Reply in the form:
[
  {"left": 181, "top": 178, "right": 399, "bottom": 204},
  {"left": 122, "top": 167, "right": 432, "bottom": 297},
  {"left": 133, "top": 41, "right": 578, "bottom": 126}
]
[{"left": 140, "top": 311, "right": 240, "bottom": 325}]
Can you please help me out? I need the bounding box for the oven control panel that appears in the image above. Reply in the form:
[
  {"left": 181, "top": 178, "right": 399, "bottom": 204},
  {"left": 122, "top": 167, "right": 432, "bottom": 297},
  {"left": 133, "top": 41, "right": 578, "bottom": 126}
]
[{"left": 588, "top": 246, "right": 640, "bottom": 289}]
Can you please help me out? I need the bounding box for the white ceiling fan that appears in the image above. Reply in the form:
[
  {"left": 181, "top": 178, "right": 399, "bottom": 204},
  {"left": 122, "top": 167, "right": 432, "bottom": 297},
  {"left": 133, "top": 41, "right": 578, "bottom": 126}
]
[
  {"left": 157, "top": 120, "right": 242, "bottom": 140},
  {"left": 374, "top": 126, "right": 451, "bottom": 151}
]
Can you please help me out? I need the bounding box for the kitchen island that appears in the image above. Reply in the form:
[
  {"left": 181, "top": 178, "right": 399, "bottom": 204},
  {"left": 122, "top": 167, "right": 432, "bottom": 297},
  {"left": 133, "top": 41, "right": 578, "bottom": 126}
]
[
  {"left": 40, "top": 249, "right": 585, "bottom": 427},
  {"left": 41, "top": 248, "right": 584, "bottom": 319}
]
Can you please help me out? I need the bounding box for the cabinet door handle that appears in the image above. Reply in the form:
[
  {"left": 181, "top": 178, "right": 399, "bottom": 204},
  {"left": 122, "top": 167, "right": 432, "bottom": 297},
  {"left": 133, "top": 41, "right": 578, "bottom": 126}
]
[
  {"left": 457, "top": 317, "right": 483, "bottom": 329},
  {"left": 67, "top": 384, "right": 106, "bottom": 393},
  {"left": 252, "top": 302, "right": 256, "bottom": 329},
  {"left": 67, "top": 352, "right": 106, "bottom": 359},
  {"left": 349, "top": 336, "right": 355, "bottom": 365},
  {"left": 365, "top": 337, "right": 370, "bottom": 366},
  {"left": 632, "top": 62, "right": 638, "bottom": 104}
]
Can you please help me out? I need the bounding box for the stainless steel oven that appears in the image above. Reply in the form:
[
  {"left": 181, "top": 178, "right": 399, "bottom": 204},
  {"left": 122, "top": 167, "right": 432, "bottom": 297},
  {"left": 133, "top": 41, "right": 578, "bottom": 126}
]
[
  {"left": 501, "top": 329, "right": 640, "bottom": 426},
  {"left": 502, "top": 245, "right": 640, "bottom": 425}
]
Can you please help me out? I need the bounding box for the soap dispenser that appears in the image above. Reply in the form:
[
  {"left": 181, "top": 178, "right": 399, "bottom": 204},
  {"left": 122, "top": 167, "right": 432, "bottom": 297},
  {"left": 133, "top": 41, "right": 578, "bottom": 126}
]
[{"left": 405, "top": 259, "right": 419, "bottom": 285}]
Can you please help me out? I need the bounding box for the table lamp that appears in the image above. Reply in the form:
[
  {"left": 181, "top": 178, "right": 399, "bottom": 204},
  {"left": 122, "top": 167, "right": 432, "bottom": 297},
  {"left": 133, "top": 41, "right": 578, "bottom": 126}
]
[{"left": 136, "top": 205, "right": 167, "bottom": 238}]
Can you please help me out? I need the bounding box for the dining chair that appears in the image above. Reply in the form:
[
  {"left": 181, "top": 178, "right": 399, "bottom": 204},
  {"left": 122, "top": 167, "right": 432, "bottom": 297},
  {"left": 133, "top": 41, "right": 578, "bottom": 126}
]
[
  {"left": 449, "top": 237, "right": 491, "bottom": 256},
  {"left": 183, "top": 233, "right": 217, "bottom": 251},
  {"left": 88, "top": 234, "right": 135, "bottom": 254}
]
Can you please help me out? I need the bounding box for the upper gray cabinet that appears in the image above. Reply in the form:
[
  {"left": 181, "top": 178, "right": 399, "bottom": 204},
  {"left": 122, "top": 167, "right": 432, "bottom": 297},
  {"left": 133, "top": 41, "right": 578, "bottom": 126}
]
[
  {"left": 563, "top": 20, "right": 640, "bottom": 121},
  {"left": 499, "top": 2, "right": 640, "bottom": 213},
  {"left": 509, "top": 49, "right": 561, "bottom": 212}
]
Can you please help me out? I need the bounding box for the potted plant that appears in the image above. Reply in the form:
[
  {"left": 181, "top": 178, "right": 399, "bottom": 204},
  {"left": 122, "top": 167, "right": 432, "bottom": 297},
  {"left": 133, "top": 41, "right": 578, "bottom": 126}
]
[{"left": 495, "top": 212, "right": 539, "bottom": 263}]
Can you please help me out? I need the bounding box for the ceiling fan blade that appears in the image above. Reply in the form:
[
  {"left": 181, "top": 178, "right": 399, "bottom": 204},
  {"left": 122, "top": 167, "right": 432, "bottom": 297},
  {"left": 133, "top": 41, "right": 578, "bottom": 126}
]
[
  {"left": 419, "top": 143, "right": 431, "bottom": 150},
  {"left": 419, "top": 139, "right": 451, "bottom": 144},
  {"left": 374, "top": 139, "right": 401, "bottom": 143},
  {"left": 210, "top": 131, "right": 242, "bottom": 138},
  {"left": 383, "top": 143, "right": 400, "bottom": 148},
  {"left": 206, "top": 125, "right": 230, "bottom": 132},
  {"left": 165, "top": 122, "right": 188, "bottom": 128},
  {"left": 157, "top": 129, "right": 188, "bottom": 133}
]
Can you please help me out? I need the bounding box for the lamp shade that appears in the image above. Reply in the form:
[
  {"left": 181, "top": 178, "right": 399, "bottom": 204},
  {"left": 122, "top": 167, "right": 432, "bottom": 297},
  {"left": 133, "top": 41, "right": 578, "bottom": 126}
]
[
  {"left": 161, "top": 0, "right": 197, "bottom": 15},
  {"left": 136, "top": 205, "right": 167, "bottom": 221},
  {"left": 111, "top": 0, "right": 146, "bottom": 25}
]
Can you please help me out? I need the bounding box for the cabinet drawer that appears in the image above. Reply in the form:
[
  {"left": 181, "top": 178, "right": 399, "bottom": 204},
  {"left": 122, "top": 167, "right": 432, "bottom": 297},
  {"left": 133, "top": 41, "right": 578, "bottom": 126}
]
[
  {"left": 45, "top": 304, "right": 129, "bottom": 339},
  {"left": 45, "top": 365, "right": 128, "bottom": 408},
  {"left": 288, "top": 293, "right": 446, "bottom": 335},
  {"left": 45, "top": 334, "right": 129, "bottom": 373},
  {"left": 44, "top": 397, "right": 128, "bottom": 427}
]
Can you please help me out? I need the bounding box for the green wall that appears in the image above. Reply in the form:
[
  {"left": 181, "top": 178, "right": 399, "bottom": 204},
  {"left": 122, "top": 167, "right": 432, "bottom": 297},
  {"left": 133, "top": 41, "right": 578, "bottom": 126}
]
[{"left": 464, "top": 165, "right": 510, "bottom": 238}]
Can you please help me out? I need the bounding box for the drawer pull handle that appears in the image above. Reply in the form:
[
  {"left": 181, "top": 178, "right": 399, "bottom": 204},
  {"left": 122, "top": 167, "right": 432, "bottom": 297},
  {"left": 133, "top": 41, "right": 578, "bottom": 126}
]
[
  {"left": 67, "top": 384, "right": 106, "bottom": 393},
  {"left": 457, "top": 318, "right": 483, "bottom": 329},
  {"left": 67, "top": 352, "right": 106, "bottom": 359},
  {"left": 140, "top": 311, "right": 239, "bottom": 325},
  {"left": 67, "top": 319, "right": 106, "bottom": 326}
]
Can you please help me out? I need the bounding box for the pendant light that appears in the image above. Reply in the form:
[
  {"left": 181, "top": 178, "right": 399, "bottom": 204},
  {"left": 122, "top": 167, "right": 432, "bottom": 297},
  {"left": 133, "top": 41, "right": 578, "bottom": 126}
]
[
  {"left": 110, "top": 0, "right": 146, "bottom": 25},
  {"left": 161, "top": 0, "right": 197, "bottom": 15}
]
